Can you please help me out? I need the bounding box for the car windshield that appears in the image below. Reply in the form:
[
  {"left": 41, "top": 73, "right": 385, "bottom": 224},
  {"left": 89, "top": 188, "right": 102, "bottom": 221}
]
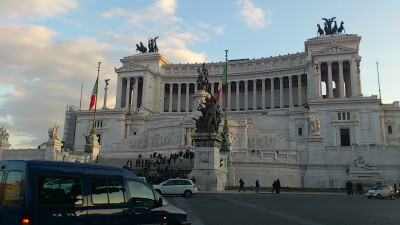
[{"left": 370, "top": 185, "right": 382, "bottom": 190}]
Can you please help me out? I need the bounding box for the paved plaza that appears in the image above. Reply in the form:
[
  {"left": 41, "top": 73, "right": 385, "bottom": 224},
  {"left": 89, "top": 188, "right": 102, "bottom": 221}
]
[{"left": 166, "top": 192, "right": 400, "bottom": 225}]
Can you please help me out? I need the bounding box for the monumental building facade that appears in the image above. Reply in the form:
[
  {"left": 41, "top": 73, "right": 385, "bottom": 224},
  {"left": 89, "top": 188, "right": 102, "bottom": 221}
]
[{"left": 57, "top": 33, "right": 400, "bottom": 188}]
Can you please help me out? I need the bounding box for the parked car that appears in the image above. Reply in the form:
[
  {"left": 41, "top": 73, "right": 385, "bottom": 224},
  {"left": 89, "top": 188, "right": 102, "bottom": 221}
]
[
  {"left": 0, "top": 160, "right": 191, "bottom": 225},
  {"left": 366, "top": 184, "right": 396, "bottom": 200},
  {"left": 153, "top": 179, "right": 198, "bottom": 197}
]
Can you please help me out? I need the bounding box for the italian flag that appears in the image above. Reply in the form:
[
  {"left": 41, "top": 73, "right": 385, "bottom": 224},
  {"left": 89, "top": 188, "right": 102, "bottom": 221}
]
[
  {"left": 89, "top": 77, "right": 98, "bottom": 110},
  {"left": 216, "top": 66, "right": 227, "bottom": 102}
]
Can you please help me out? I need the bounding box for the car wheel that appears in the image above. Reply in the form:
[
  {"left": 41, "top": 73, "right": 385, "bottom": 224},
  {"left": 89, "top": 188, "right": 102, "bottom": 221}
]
[
  {"left": 376, "top": 194, "right": 382, "bottom": 199},
  {"left": 155, "top": 189, "right": 161, "bottom": 194},
  {"left": 183, "top": 190, "right": 192, "bottom": 197},
  {"left": 390, "top": 194, "right": 395, "bottom": 200},
  {"left": 367, "top": 196, "right": 371, "bottom": 199}
]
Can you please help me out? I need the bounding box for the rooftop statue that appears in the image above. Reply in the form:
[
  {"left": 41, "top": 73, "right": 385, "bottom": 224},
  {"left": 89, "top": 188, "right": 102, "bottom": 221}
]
[
  {"left": 48, "top": 124, "right": 60, "bottom": 141},
  {"left": 148, "top": 36, "right": 159, "bottom": 53},
  {"left": 0, "top": 126, "right": 9, "bottom": 141},
  {"left": 196, "top": 63, "right": 211, "bottom": 93},
  {"left": 318, "top": 17, "right": 344, "bottom": 35},
  {"left": 136, "top": 41, "right": 147, "bottom": 53}
]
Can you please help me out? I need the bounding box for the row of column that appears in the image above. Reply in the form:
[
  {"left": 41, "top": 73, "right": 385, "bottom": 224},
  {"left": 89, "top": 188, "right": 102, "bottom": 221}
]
[
  {"left": 315, "top": 59, "right": 359, "bottom": 98},
  {"left": 116, "top": 76, "right": 144, "bottom": 110},
  {"left": 165, "top": 74, "right": 305, "bottom": 112}
]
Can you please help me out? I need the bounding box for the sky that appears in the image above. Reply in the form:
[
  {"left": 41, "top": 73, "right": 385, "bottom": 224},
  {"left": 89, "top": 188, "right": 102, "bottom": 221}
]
[{"left": 1, "top": 0, "right": 399, "bottom": 148}]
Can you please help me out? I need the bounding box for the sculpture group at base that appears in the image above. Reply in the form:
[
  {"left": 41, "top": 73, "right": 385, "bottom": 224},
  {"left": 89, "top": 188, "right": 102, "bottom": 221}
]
[
  {"left": 194, "top": 63, "right": 222, "bottom": 134},
  {"left": 317, "top": 17, "right": 345, "bottom": 36}
]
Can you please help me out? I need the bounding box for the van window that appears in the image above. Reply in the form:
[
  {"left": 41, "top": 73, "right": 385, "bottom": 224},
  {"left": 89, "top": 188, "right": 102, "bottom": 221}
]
[
  {"left": 90, "top": 178, "right": 124, "bottom": 205},
  {"left": 0, "top": 171, "right": 4, "bottom": 183},
  {"left": 37, "top": 176, "right": 83, "bottom": 206},
  {"left": 2, "top": 171, "right": 23, "bottom": 206},
  {"left": 127, "top": 180, "right": 156, "bottom": 208}
]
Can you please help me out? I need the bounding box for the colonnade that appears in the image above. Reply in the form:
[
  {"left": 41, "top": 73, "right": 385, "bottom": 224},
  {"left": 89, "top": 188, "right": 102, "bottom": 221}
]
[
  {"left": 116, "top": 76, "right": 144, "bottom": 110},
  {"left": 164, "top": 74, "right": 307, "bottom": 112},
  {"left": 316, "top": 59, "right": 359, "bottom": 98}
]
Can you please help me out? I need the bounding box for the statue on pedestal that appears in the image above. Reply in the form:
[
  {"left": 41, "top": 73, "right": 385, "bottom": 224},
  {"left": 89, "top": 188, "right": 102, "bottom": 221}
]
[
  {"left": 195, "top": 95, "right": 221, "bottom": 133},
  {"left": 0, "top": 126, "right": 9, "bottom": 141},
  {"left": 308, "top": 114, "right": 321, "bottom": 136},
  {"left": 196, "top": 63, "right": 211, "bottom": 93},
  {"left": 48, "top": 124, "right": 60, "bottom": 141}
]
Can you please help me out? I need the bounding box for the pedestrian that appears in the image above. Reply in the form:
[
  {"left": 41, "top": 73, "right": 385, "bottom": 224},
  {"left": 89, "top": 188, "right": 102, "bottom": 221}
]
[
  {"left": 276, "top": 179, "right": 281, "bottom": 193},
  {"left": 359, "top": 182, "right": 363, "bottom": 195},
  {"left": 272, "top": 180, "right": 276, "bottom": 193},
  {"left": 349, "top": 181, "right": 353, "bottom": 195},
  {"left": 355, "top": 182, "right": 360, "bottom": 195},
  {"left": 239, "top": 178, "right": 245, "bottom": 192},
  {"left": 191, "top": 176, "right": 196, "bottom": 184},
  {"left": 255, "top": 180, "right": 260, "bottom": 194}
]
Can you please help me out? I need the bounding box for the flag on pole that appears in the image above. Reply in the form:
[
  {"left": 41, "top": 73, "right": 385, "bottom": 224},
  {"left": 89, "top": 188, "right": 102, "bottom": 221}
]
[
  {"left": 89, "top": 77, "right": 98, "bottom": 110},
  {"left": 216, "top": 66, "right": 227, "bottom": 102}
]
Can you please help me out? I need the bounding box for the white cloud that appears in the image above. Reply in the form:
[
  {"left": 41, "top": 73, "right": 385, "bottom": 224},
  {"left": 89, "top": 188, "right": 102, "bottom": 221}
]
[
  {"left": 0, "top": 23, "right": 120, "bottom": 148},
  {"left": 162, "top": 49, "right": 206, "bottom": 64},
  {"left": 0, "top": 0, "right": 78, "bottom": 20},
  {"left": 102, "top": 0, "right": 182, "bottom": 26},
  {"left": 212, "top": 26, "right": 225, "bottom": 35},
  {"left": 101, "top": 8, "right": 128, "bottom": 18},
  {"left": 237, "top": 0, "right": 270, "bottom": 29},
  {"left": 197, "top": 22, "right": 210, "bottom": 29}
]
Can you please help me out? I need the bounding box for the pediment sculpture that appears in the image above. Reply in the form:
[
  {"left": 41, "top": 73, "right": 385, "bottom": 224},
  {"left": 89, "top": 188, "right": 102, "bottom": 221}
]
[
  {"left": 0, "top": 126, "right": 9, "bottom": 141},
  {"left": 48, "top": 124, "right": 61, "bottom": 141}
]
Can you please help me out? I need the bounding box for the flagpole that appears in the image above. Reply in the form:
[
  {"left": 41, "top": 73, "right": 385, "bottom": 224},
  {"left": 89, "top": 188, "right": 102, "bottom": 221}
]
[
  {"left": 91, "top": 62, "right": 101, "bottom": 135},
  {"left": 376, "top": 61, "right": 382, "bottom": 102},
  {"left": 224, "top": 50, "right": 228, "bottom": 118},
  {"left": 79, "top": 82, "right": 83, "bottom": 110}
]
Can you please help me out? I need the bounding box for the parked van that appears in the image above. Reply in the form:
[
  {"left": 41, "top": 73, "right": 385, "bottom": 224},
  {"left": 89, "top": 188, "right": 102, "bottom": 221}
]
[{"left": 0, "top": 160, "right": 190, "bottom": 225}]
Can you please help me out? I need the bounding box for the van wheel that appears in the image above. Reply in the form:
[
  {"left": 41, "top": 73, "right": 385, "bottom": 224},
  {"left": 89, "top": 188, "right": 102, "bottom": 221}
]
[
  {"left": 390, "top": 194, "right": 395, "bottom": 200},
  {"left": 376, "top": 194, "right": 382, "bottom": 199},
  {"left": 183, "top": 190, "right": 192, "bottom": 197}
]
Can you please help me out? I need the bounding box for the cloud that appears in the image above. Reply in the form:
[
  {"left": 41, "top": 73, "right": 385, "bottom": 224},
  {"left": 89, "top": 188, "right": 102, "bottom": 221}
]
[
  {"left": 0, "top": 23, "right": 121, "bottom": 148},
  {"left": 162, "top": 49, "right": 206, "bottom": 64},
  {"left": 102, "top": 0, "right": 182, "bottom": 26},
  {"left": 0, "top": 0, "right": 78, "bottom": 20},
  {"left": 101, "top": 8, "right": 127, "bottom": 18},
  {"left": 212, "top": 26, "right": 225, "bottom": 35},
  {"left": 237, "top": 0, "right": 271, "bottom": 29},
  {"left": 197, "top": 22, "right": 209, "bottom": 29}
]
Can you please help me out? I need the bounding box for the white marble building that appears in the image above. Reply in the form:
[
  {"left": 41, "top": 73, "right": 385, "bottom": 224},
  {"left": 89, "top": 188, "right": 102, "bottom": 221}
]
[{"left": 66, "top": 33, "right": 400, "bottom": 188}]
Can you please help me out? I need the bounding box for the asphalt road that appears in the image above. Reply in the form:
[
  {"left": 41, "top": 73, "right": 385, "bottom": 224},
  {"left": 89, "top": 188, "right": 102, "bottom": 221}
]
[{"left": 165, "top": 193, "right": 400, "bottom": 225}]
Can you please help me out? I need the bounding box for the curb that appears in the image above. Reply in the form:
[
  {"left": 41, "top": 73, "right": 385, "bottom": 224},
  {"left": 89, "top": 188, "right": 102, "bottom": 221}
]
[{"left": 199, "top": 191, "right": 346, "bottom": 196}]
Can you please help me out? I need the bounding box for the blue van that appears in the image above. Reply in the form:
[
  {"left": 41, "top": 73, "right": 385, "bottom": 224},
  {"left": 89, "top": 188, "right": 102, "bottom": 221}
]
[{"left": 0, "top": 160, "right": 190, "bottom": 225}]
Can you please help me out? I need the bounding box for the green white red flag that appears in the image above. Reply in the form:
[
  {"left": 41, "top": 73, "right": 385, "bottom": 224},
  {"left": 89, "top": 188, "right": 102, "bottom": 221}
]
[
  {"left": 216, "top": 66, "right": 227, "bottom": 102},
  {"left": 89, "top": 77, "right": 98, "bottom": 110}
]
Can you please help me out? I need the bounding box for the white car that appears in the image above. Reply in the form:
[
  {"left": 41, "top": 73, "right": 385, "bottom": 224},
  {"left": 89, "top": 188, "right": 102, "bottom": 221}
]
[
  {"left": 367, "top": 184, "right": 396, "bottom": 200},
  {"left": 153, "top": 179, "right": 198, "bottom": 197}
]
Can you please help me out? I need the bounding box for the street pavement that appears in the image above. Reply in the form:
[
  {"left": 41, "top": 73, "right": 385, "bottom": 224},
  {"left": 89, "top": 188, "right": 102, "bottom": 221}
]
[{"left": 165, "top": 191, "right": 400, "bottom": 225}]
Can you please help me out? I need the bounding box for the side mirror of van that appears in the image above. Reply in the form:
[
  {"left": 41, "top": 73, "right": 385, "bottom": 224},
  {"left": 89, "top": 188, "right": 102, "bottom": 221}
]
[{"left": 157, "top": 197, "right": 163, "bottom": 207}]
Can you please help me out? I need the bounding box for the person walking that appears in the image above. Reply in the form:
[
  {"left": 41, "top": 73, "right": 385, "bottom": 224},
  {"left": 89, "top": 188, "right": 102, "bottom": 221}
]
[
  {"left": 272, "top": 180, "right": 276, "bottom": 193},
  {"left": 255, "top": 180, "right": 260, "bottom": 194},
  {"left": 239, "top": 178, "right": 245, "bottom": 192},
  {"left": 276, "top": 179, "right": 281, "bottom": 194}
]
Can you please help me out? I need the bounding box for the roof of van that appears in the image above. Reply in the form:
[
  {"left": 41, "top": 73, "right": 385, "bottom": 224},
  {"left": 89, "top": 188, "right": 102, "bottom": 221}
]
[{"left": 0, "top": 160, "right": 139, "bottom": 179}]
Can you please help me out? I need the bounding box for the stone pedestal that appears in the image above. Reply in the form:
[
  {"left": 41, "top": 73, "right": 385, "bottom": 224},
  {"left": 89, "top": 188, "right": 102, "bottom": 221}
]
[
  {"left": 45, "top": 138, "right": 63, "bottom": 161},
  {"left": 0, "top": 137, "right": 11, "bottom": 161},
  {"left": 304, "top": 136, "right": 329, "bottom": 187},
  {"left": 86, "top": 134, "right": 101, "bottom": 160},
  {"left": 189, "top": 132, "right": 227, "bottom": 191}
]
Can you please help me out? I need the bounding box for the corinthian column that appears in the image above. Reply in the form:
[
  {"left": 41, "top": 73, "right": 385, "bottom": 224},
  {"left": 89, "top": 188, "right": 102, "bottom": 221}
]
[
  {"left": 169, "top": 83, "right": 173, "bottom": 112},
  {"left": 271, "top": 78, "right": 275, "bottom": 109},
  {"left": 236, "top": 81, "right": 240, "bottom": 111},
  {"left": 262, "top": 78, "right": 266, "bottom": 110},
  {"left": 253, "top": 79, "right": 257, "bottom": 110},
  {"left": 297, "top": 75, "right": 302, "bottom": 106},
  {"left": 327, "top": 61, "right": 333, "bottom": 98},
  {"left": 244, "top": 80, "right": 248, "bottom": 110},
  {"left": 288, "top": 76, "right": 293, "bottom": 108},
  {"left": 185, "top": 83, "right": 190, "bottom": 112},
  {"left": 338, "top": 61, "right": 344, "bottom": 98},
  {"left": 177, "top": 83, "right": 181, "bottom": 112},
  {"left": 125, "top": 77, "right": 131, "bottom": 110},
  {"left": 279, "top": 77, "right": 283, "bottom": 108}
]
